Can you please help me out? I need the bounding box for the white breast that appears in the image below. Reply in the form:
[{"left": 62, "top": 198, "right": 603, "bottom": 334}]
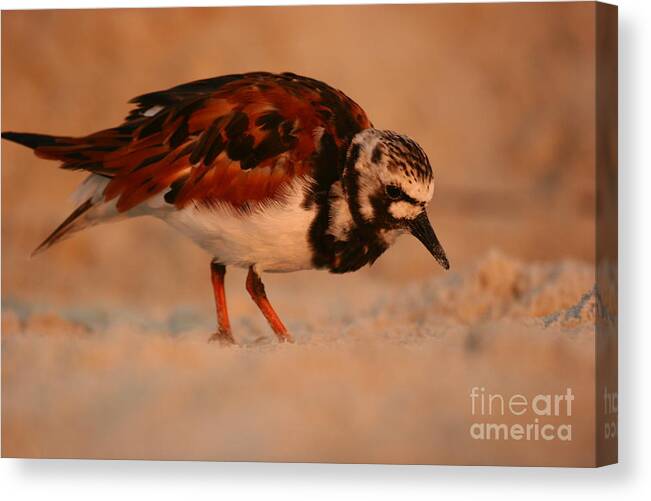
[{"left": 159, "top": 178, "right": 317, "bottom": 273}]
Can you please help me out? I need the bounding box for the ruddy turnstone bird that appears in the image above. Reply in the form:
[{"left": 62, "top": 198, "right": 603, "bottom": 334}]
[{"left": 2, "top": 71, "right": 449, "bottom": 344}]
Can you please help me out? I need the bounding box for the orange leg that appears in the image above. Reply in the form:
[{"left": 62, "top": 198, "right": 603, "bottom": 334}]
[
  {"left": 246, "top": 266, "right": 293, "bottom": 343},
  {"left": 208, "top": 261, "right": 235, "bottom": 345}
]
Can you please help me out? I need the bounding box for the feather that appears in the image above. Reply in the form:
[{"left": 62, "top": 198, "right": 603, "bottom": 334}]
[{"left": 4, "top": 72, "right": 372, "bottom": 213}]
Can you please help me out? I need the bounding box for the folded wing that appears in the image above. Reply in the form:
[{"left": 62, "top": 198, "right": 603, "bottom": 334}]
[{"left": 26, "top": 72, "right": 371, "bottom": 212}]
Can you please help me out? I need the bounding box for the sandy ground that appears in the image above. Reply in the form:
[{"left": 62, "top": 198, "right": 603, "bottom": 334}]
[
  {"left": 1, "top": 4, "right": 612, "bottom": 465},
  {"left": 3, "top": 252, "right": 602, "bottom": 465}
]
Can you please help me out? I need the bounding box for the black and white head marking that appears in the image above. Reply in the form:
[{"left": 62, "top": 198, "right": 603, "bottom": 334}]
[
  {"left": 340, "top": 128, "right": 449, "bottom": 270},
  {"left": 343, "top": 129, "right": 434, "bottom": 228}
]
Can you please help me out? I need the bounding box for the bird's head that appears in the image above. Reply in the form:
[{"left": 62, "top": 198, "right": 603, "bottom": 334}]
[{"left": 342, "top": 129, "right": 449, "bottom": 270}]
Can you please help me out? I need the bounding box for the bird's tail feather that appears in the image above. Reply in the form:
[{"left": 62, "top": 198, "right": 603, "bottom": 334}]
[
  {"left": 3, "top": 131, "right": 126, "bottom": 255},
  {"left": 1, "top": 131, "right": 64, "bottom": 149},
  {"left": 32, "top": 198, "right": 95, "bottom": 256},
  {"left": 2, "top": 130, "right": 124, "bottom": 176}
]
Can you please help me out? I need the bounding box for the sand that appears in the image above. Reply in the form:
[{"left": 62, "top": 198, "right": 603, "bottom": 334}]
[{"left": 2, "top": 252, "right": 603, "bottom": 465}]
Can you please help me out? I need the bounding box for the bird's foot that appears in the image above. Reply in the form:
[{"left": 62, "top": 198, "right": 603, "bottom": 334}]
[
  {"left": 274, "top": 331, "right": 294, "bottom": 344},
  {"left": 208, "top": 328, "right": 236, "bottom": 346}
]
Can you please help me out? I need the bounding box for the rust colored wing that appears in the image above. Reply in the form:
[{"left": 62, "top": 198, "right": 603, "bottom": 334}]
[{"left": 28, "top": 72, "right": 372, "bottom": 211}]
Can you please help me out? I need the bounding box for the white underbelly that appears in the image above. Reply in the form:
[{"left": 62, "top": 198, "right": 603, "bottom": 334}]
[{"left": 160, "top": 180, "right": 317, "bottom": 272}]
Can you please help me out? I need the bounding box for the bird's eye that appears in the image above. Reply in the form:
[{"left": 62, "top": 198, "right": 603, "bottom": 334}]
[{"left": 385, "top": 185, "right": 404, "bottom": 200}]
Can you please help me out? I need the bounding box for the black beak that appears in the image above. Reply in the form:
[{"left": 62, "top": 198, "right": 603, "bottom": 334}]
[{"left": 408, "top": 211, "right": 450, "bottom": 270}]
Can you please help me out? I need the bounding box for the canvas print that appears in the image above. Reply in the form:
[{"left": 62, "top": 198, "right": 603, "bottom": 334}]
[{"left": 1, "top": 1, "right": 617, "bottom": 467}]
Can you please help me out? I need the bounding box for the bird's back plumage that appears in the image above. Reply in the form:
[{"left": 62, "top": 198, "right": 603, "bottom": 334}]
[
  {"left": 4, "top": 72, "right": 371, "bottom": 208},
  {"left": 3, "top": 72, "right": 372, "bottom": 255}
]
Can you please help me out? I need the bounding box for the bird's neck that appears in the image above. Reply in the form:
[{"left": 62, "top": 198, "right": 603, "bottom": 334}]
[{"left": 308, "top": 181, "right": 395, "bottom": 273}]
